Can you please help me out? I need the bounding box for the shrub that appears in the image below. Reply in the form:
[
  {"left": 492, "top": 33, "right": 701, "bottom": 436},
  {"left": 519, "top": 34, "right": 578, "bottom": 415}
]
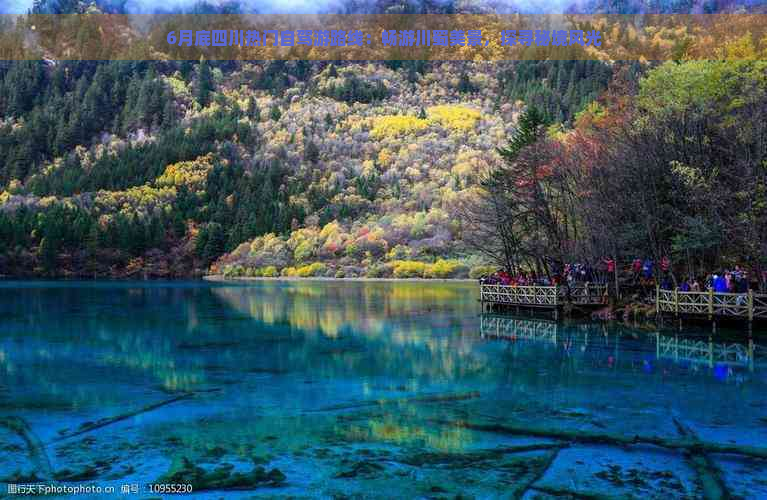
[
  {"left": 469, "top": 265, "right": 498, "bottom": 279},
  {"left": 293, "top": 240, "right": 316, "bottom": 263},
  {"left": 366, "top": 264, "right": 388, "bottom": 278},
  {"left": 424, "top": 259, "right": 469, "bottom": 279},
  {"left": 223, "top": 265, "right": 245, "bottom": 277},
  {"left": 296, "top": 262, "right": 327, "bottom": 277},
  {"left": 344, "top": 265, "right": 364, "bottom": 278},
  {"left": 386, "top": 244, "right": 412, "bottom": 261},
  {"left": 390, "top": 260, "right": 428, "bottom": 278},
  {"left": 261, "top": 266, "right": 278, "bottom": 277},
  {"left": 281, "top": 266, "right": 297, "bottom": 277}
]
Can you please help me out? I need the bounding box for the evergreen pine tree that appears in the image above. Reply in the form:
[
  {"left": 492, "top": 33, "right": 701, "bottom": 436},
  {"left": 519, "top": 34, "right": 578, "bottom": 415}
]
[
  {"left": 86, "top": 221, "right": 101, "bottom": 256},
  {"left": 202, "top": 222, "right": 226, "bottom": 264},
  {"left": 496, "top": 107, "right": 548, "bottom": 163},
  {"left": 38, "top": 236, "right": 58, "bottom": 272},
  {"left": 458, "top": 72, "right": 475, "bottom": 93},
  {"left": 162, "top": 98, "right": 177, "bottom": 127},
  {"left": 196, "top": 57, "right": 213, "bottom": 107},
  {"left": 303, "top": 139, "right": 320, "bottom": 163},
  {"left": 247, "top": 98, "right": 260, "bottom": 121},
  {"left": 269, "top": 104, "right": 281, "bottom": 121}
]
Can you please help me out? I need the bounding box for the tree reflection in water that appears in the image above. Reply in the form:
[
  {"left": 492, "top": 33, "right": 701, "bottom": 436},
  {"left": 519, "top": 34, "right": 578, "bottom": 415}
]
[{"left": 0, "top": 281, "right": 764, "bottom": 497}]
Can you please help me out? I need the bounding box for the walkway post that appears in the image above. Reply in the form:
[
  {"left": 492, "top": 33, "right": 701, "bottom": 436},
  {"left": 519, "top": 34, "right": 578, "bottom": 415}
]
[
  {"left": 708, "top": 288, "right": 714, "bottom": 320},
  {"left": 748, "top": 290, "right": 754, "bottom": 323},
  {"left": 655, "top": 284, "right": 660, "bottom": 316}
]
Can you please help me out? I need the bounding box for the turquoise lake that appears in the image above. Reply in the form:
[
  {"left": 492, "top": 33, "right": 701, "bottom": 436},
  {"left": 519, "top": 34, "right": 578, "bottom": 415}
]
[{"left": 0, "top": 280, "right": 766, "bottom": 498}]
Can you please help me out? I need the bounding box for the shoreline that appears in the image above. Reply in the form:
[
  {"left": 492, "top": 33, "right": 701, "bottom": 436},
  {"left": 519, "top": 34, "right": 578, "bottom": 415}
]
[{"left": 203, "top": 275, "right": 476, "bottom": 283}]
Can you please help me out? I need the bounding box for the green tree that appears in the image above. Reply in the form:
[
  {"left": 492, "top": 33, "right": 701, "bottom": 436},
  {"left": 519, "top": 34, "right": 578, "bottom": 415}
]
[
  {"left": 196, "top": 57, "right": 213, "bottom": 107},
  {"left": 458, "top": 72, "right": 476, "bottom": 93},
  {"left": 496, "top": 107, "right": 548, "bottom": 163},
  {"left": 38, "top": 236, "right": 58, "bottom": 272},
  {"left": 247, "top": 98, "right": 260, "bottom": 121},
  {"left": 303, "top": 139, "right": 320, "bottom": 163},
  {"left": 202, "top": 222, "right": 226, "bottom": 264},
  {"left": 269, "top": 104, "right": 281, "bottom": 121}
]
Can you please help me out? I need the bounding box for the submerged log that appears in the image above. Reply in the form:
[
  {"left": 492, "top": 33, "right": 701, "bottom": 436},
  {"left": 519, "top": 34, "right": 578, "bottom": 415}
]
[
  {"left": 398, "top": 442, "right": 568, "bottom": 468},
  {"left": 0, "top": 416, "right": 53, "bottom": 479},
  {"left": 530, "top": 484, "right": 622, "bottom": 499},
  {"left": 518, "top": 447, "right": 562, "bottom": 498},
  {"left": 432, "top": 419, "right": 767, "bottom": 460},
  {"left": 311, "top": 391, "right": 481, "bottom": 412},
  {"left": 673, "top": 418, "right": 730, "bottom": 500},
  {"left": 51, "top": 392, "right": 197, "bottom": 443}
]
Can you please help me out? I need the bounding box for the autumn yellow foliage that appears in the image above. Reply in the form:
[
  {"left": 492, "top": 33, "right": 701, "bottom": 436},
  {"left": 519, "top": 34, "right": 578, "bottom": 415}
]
[
  {"left": 261, "top": 266, "right": 279, "bottom": 277},
  {"left": 156, "top": 154, "right": 215, "bottom": 191},
  {"left": 427, "top": 105, "right": 481, "bottom": 131},
  {"left": 389, "top": 260, "right": 429, "bottom": 278},
  {"left": 371, "top": 115, "right": 429, "bottom": 139},
  {"left": 386, "top": 259, "right": 468, "bottom": 279},
  {"left": 423, "top": 259, "right": 468, "bottom": 279},
  {"left": 282, "top": 262, "right": 327, "bottom": 277}
]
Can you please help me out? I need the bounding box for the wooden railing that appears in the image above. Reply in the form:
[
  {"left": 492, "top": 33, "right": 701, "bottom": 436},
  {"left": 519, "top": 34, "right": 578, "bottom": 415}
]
[
  {"left": 656, "top": 287, "right": 767, "bottom": 321},
  {"left": 480, "top": 283, "right": 609, "bottom": 308},
  {"left": 568, "top": 283, "right": 609, "bottom": 305},
  {"left": 480, "top": 284, "right": 559, "bottom": 307}
]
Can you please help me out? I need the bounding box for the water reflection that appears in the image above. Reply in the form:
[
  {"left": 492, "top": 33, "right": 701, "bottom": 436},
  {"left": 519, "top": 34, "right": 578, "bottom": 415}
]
[
  {"left": 0, "top": 282, "right": 765, "bottom": 498},
  {"left": 480, "top": 314, "right": 766, "bottom": 380}
]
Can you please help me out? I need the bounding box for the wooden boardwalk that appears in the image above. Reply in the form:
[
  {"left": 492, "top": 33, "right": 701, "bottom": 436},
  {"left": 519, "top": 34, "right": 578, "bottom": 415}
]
[
  {"left": 656, "top": 287, "right": 767, "bottom": 322},
  {"left": 480, "top": 283, "right": 608, "bottom": 312}
]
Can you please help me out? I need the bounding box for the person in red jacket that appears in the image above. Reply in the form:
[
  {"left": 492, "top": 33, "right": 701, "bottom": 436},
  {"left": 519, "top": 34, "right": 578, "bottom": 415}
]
[
  {"left": 601, "top": 257, "right": 615, "bottom": 284},
  {"left": 661, "top": 256, "right": 670, "bottom": 273},
  {"left": 632, "top": 258, "right": 642, "bottom": 283}
]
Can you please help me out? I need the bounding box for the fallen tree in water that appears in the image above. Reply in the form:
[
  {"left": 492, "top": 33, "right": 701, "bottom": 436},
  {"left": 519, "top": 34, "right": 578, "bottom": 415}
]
[
  {"left": 431, "top": 419, "right": 767, "bottom": 460},
  {"left": 311, "top": 391, "right": 481, "bottom": 412},
  {"left": 51, "top": 390, "right": 221, "bottom": 443},
  {"left": 0, "top": 416, "right": 53, "bottom": 480},
  {"left": 517, "top": 448, "right": 563, "bottom": 498},
  {"left": 673, "top": 417, "right": 730, "bottom": 499}
]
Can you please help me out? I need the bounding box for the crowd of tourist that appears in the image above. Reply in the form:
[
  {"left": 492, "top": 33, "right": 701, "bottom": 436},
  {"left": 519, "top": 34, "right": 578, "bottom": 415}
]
[
  {"left": 661, "top": 267, "right": 752, "bottom": 294},
  {"left": 480, "top": 257, "right": 765, "bottom": 295},
  {"left": 479, "top": 257, "right": 617, "bottom": 287},
  {"left": 480, "top": 270, "right": 557, "bottom": 286}
]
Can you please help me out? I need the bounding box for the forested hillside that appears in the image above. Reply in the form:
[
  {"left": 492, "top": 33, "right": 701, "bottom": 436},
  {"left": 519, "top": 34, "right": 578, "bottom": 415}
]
[
  {"left": 1, "top": 0, "right": 765, "bottom": 279},
  {"left": 0, "top": 52, "right": 613, "bottom": 277}
]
